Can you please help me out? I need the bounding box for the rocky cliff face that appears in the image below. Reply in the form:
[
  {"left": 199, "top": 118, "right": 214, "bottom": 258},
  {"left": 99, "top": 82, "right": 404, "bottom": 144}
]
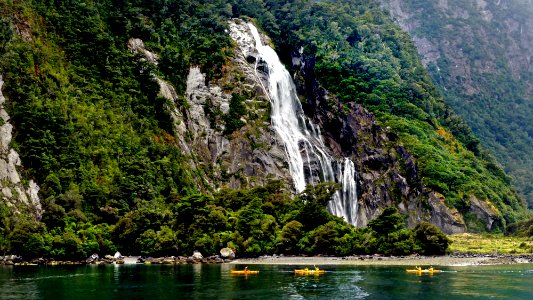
[
  {"left": 0, "top": 76, "right": 41, "bottom": 219},
  {"left": 124, "top": 18, "right": 510, "bottom": 233},
  {"left": 128, "top": 20, "right": 292, "bottom": 191},
  {"left": 226, "top": 21, "right": 468, "bottom": 233},
  {"left": 289, "top": 50, "right": 467, "bottom": 233},
  {"left": 380, "top": 0, "right": 533, "bottom": 206}
]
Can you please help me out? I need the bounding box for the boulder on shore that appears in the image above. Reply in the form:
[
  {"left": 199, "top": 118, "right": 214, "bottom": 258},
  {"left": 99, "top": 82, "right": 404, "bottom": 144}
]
[
  {"left": 220, "top": 248, "right": 235, "bottom": 259},
  {"left": 192, "top": 251, "right": 203, "bottom": 260},
  {"left": 86, "top": 253, "right": 99, "bottom": 263}
]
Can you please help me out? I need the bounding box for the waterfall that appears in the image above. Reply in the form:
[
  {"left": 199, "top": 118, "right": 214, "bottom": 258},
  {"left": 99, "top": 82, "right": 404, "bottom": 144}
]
[{"left": 248, "top": 23, "right": 358, "bottom": 225}]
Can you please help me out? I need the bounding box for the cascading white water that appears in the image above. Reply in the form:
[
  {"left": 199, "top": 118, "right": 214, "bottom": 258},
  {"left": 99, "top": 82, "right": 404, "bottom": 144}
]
[{"left": 248, "top": 23, "right": 359, "bottom": 225}]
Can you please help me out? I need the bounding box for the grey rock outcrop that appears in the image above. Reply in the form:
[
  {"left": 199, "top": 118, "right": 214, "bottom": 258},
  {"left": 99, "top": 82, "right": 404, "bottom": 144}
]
[
  {"left": 127, "top": 38, "right": 159, "bottom": 65},
  {"left": 427, "top": 192, "right": 466, "bottom": 234},
  {"left": 0, "top": 75, "right": 42, "bottom": 219},
  {"left": 127, "top": 38, "right": 193, "bottom": 158},
  {"left": 469, "top": 195, "right": 501, "bottom": 231},
  {"left": 176, "top": 19, "right": 291, "bottom": 190},
  {"left": 127, "top": 21, "right": 292, "bottom": 191}
]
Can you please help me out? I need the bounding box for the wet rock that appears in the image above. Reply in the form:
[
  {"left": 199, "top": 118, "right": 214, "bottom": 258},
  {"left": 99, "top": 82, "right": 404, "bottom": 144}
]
[
  {"left": 30, "top": 258, "right": 45, "bottom": 265},
  {"left": 186, "top": 257, "right": 195, "bottom": 264},
  {"left": 162, "top": 258, "right": 175, "bottom": 265},
  {"left": 86, "top": 253, "right": 99, "bottom": 263},
  {"left": 214, "top": 257, "right": 224, "bottom": 264}
]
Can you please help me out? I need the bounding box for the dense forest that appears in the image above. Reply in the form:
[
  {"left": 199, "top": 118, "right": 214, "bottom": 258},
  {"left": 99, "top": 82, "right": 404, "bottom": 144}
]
[
  {"left": 0, "top": 0, "right": 527, "bottom": 259},
  {"left": 380, "top": 0, "right": 533, "bottom": 207}
]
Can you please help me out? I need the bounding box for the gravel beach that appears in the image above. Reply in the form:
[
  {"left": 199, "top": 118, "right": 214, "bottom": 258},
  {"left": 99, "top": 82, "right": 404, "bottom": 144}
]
[{"left": 229, "top": 254, "right": 533, "bottom": 266}]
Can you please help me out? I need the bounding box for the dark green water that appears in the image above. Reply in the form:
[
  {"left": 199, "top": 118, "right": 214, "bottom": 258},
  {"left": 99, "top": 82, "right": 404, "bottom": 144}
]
[{"left": 1, "top": 264, "right": 532, "bottom": 299}]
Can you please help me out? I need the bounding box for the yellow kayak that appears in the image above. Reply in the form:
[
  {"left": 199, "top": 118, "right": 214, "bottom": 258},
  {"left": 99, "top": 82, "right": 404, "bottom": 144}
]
[
  {"left": 230, "top": 270, "right": 259, "bottom": 275},
  {"left": 406, "top": 269, "right": 441, "bottom": 274},
  {"left": 294, "top": 268, "right": 326, "bottom": 275}
]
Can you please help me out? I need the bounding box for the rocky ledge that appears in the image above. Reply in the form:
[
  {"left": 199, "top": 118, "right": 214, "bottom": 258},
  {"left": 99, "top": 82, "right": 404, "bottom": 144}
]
[
  {"left": 0, "top": 256, "right": 231, "bottom": 266},
  {"left": 0, "top": 249, "right": 237, "bottom": 266}
]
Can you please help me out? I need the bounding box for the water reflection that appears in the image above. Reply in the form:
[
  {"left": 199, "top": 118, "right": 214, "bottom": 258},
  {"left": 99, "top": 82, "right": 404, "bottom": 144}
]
[
  {"left": 0, "top": 267, "right": 41, "bottom": 300},
  {"left": 1, "top": 264, "right": 532, "bottom": 299},
  {"left": 445, "top": 266, "right": 533, "bottom": 298}
]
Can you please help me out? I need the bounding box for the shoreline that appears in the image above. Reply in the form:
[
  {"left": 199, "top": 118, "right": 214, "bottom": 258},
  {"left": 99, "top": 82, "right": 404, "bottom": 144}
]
[
  {"left": 3, "top": 253, "right": 533, "bottom": 267},
  {"left": 229, "top": 254, "right": 533, "bottom": 267}
]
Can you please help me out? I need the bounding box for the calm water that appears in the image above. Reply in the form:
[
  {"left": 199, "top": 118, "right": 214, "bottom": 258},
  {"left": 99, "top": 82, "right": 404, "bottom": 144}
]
[{"left": 1, "top": 263, "right": 532, "bottom": 299}]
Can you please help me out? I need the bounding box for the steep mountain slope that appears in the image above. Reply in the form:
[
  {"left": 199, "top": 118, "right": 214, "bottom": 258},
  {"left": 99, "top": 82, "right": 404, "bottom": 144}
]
[
  {"left": 380, "top": 0, "right": 533, "bottom": 206},
  {"left": 0, "top": 76, "right": 41, "bottom": 219},
  {"left": 0, "top": 0, "right": 527, "bottom": 258},
  {"left": 256, "top": 0, "right": 525, "bottom": 226}
]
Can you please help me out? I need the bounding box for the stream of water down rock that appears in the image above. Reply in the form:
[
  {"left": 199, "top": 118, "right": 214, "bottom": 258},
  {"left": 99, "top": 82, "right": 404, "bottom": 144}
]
[{"left": 247, "top": 23, "right": 358, "bottom": 225}]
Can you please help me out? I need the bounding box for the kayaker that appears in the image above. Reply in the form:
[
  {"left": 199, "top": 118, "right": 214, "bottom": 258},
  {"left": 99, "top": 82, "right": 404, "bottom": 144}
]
[{"left": 429, "top": 267, "right": 433, "bottom": 272}]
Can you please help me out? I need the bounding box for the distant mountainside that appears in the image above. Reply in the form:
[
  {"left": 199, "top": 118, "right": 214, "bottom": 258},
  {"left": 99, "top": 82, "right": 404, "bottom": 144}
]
[{"left": 380, "top": 0, "right": 533, "bottom": 206}]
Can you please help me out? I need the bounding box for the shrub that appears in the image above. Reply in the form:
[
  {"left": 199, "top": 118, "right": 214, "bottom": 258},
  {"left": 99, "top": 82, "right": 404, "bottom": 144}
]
[
  {"left": 368, "top": 207, "right": 405, "bottom": 235},
  {"left": 277, "top": 220, "right": 303, "bottom": 254},
  {"left": 412, "top": 222, "right": 450, "bottom": 255}
]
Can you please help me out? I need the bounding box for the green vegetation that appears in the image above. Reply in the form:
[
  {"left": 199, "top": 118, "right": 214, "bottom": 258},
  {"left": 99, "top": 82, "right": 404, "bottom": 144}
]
[
  {"left": 506, "top": 217, "right": 533, "bottom": 237},
  {"left": 1, "top": 182, "right": 450, "bottom": 259},
  {"left": 0, "top": 0, "right": 525, "bottom": 259},
  {"left": 223, "top": 93, "right": 247, "bottom": 134},
  {"left": 449, "top": 233, "right": 533, "bottom": 254}
]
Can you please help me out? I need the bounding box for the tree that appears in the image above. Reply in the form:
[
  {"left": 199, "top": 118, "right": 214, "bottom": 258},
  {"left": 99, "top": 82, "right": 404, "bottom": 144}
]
[
  {"left": 412, "top": 222, "right": 450, "bottom": 255},
  {"left": 0, "top": 17, "right": 13, "bottom": 52},
  {"left": 0, "top": 202, "right": 11, "bottom": 255},
  {"left": 367, "top": 207, "right": 404, "bottom": 235},
  {"left": 295, "top": 183, "right": 339, "bottom": 230},
  {"left": 8, "top": 220, "right": 47, "bottom": 259},
  {"left": 277, "top": 220, "right": 303, "bottom": 254},
  {"left": 236, "top": 197, "right": 263, "bottom": 235},
  {"left": 137, "top": 226, "right": 178, "bottom": 256}
]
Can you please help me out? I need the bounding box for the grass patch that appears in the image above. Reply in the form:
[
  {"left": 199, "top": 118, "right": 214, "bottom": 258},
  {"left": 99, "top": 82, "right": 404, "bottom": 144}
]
[{"left": 448, "top": 233, "right": 533, "bottom": 254}]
